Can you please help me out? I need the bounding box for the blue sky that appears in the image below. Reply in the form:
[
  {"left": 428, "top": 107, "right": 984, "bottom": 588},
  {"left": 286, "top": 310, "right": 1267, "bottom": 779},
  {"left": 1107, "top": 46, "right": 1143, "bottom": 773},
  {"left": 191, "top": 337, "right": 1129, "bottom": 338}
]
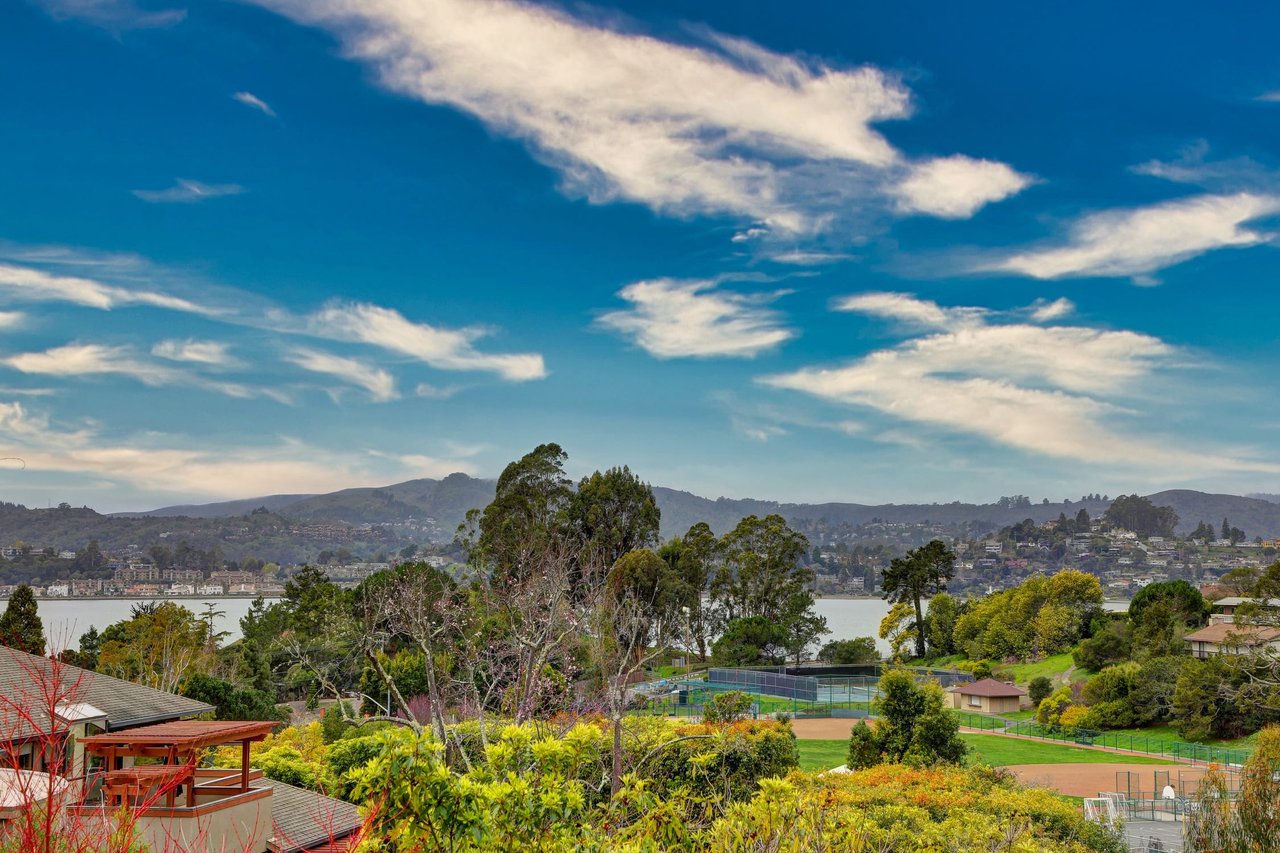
[{"left": 3, "top": 0, "right": 1280, "bottom": 511}]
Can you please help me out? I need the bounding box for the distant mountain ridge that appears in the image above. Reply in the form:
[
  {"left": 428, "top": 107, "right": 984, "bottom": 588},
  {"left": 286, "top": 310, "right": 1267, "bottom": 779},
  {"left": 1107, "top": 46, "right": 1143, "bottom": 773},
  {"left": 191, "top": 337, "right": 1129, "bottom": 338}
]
[{"left": 111, "top": 476, "right": 1280, "bottom": 540}]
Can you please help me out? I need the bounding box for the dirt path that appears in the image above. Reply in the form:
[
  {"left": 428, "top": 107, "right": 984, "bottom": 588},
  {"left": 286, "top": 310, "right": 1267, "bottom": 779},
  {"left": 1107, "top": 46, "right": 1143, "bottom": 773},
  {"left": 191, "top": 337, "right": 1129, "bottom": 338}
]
[
  {"left": 1007, "top": 763, "right": 1207, "bottom": 798},
  {"left": 790, "top": 718, "right": 870, "bottom": 739}
]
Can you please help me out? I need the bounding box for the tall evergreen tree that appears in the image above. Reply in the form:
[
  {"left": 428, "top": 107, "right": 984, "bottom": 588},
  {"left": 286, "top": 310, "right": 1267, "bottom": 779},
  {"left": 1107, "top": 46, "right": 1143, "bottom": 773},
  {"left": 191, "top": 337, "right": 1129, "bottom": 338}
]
[
  {"left": 0, "top": 585, "right": 46, "bottom": 655},
  {"left": 881, "top": 540, "right": 955, "bottom": 659}
]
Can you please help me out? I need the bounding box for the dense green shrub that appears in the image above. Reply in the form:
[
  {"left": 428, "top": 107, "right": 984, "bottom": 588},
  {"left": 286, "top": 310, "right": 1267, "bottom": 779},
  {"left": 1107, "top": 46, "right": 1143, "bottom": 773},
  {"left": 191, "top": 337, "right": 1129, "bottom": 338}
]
[
  {"left": 323, "top": 733, "right": 388, "bottom": 799},
  {"left": 1079, "top": 657, "right": 1184, "bottom": 730},
  {"left": 646, "top": 719, "right": 800, "bottom": 800},
  {"left": 350, "top": 726, "right": 1120, "bottom": 852},
  {"left": 180, "top": 673, "right": 289, "bottom": 724},
  {"left": 847, "top": 670, "right": 965, "bottom": 769},
  {"left": 320, "top": 700, "right": 357, "bottom": 743},
  {"left": 1028, "top": 675, "right": 1053, "bottom": 706},
  {"left": 1036, "top": 686, "right": 1074, "bottom": 729},
  {"left": 702, "top": 690, "right": 753, "bottom": 724},
  {"left": 254, "top": 746, "right": 317, "bottom": 789},
  {"left": 818, "top": 637, "right": 879, "bottom": 664},
  {"left": 1073, "top": 623, "right": 1131, "bottom": 671},
  {"left": 710, "top": 616, "right": 788, "bottom": 666}
]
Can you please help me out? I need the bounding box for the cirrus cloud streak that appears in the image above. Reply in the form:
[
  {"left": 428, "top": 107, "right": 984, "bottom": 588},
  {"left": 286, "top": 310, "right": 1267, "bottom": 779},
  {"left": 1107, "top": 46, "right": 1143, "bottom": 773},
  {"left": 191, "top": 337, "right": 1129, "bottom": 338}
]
[
  {"left": 598, "top": 278, "right": 794, "bottom": 358},
  {"left": 250, "top": 0, "right": 1029, "bottom": 240},
  {"left": 761, "top": 293, "right": 1279, "bottom": 475}
]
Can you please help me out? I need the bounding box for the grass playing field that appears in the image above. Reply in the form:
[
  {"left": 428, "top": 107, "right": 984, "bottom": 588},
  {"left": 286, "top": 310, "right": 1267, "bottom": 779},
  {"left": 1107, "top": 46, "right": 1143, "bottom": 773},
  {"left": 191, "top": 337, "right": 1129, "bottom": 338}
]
[{"left": 793, "top": 733, "right": 1178, "bottom": 772}]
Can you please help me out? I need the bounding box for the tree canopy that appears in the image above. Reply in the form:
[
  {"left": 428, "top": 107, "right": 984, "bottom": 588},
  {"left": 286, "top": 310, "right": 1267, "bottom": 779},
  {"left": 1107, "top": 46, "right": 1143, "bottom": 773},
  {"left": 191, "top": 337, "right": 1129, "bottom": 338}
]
[
  {"left": 881, "top": 540, "right": 955, "bottom": 658},
  {"left": 0, "top": 584, "right": 45, "bottom": 655},
  {"left": 1104, "top": 494, "right": 1178, "bottom": 537}
]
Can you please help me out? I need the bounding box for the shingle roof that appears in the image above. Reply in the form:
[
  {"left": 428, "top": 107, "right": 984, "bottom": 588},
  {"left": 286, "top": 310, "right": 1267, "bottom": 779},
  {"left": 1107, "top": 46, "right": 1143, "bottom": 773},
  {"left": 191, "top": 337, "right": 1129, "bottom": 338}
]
[
  {"left": 1211, "top": 597, "right": 1280, "bottom": 609},
  {"left": 0, "top": 645, "right": 213, "bottom": 741},
  {"left": 949, "top": 677, "right": 1027, "bottom": 698},
  {"left": 265, "top": 780, "right": 363, "bottom": 853},
  {"left": 1184, "top": 623, "right": 1280, "bottom": 644}
]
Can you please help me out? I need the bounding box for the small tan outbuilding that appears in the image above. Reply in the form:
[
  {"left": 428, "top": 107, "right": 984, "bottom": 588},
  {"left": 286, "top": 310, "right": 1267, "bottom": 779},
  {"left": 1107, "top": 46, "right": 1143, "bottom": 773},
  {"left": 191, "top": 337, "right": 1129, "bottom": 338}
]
[{"left": 948, "top": 678, "right": 1027, "bottom": 714}]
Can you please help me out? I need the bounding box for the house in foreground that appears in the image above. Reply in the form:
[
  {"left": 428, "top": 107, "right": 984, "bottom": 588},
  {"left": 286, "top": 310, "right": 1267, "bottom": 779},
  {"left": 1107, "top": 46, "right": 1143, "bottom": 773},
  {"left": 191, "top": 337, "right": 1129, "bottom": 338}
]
[
  {"left": 947, "top": 678, "right": 1027, "bottom": 714},
  {"left": 0, "top": 645, "right": 364, "bottom": 852}
]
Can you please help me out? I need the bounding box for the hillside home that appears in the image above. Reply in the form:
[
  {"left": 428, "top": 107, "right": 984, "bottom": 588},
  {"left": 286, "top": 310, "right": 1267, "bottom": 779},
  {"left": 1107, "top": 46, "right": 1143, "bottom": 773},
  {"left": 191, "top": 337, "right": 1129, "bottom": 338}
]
[
  {"left": 1208, "top": 596, "right": 1280, "bottom": 625},
  {"left": 1184, "top": 623, "right": 1280, "bottom": 659},
  {"left": 948, "top": 678, "right": 1026, "bottom": 714},
  {"left": 0, "top": 646, "right": 363, "bottom": 852}
]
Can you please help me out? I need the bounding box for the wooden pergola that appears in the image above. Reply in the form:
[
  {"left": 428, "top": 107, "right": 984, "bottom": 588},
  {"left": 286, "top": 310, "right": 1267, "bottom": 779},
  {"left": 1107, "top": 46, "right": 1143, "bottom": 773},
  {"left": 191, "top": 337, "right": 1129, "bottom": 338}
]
[{"left": 79, "top": 720, "right": 276, "bottom": 809}]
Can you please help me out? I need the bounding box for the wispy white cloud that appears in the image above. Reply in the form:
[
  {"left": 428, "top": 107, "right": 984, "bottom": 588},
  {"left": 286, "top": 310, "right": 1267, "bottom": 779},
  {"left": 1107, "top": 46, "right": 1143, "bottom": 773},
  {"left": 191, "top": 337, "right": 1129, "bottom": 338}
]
[
  {"left": 31, "top": 0, "right": 185, "bottom": 29},
  {"left": 0, "top": 312, "right": 24, "bottom": 329},
  {"left": 5, "top": 343, "right": 179, "bottom": 386},
  {"left": 833, "top": 291, "right": 985, "bottom": 330},
  {"left": 132, "top": 179, "right": 245, "bottom": 204},
  {"left": 1130, "top": 142, "right": 1280, "bottom": 194},
  {"left": 250, "top": 0, "right": 1027, "bottom": 240},
  {"left": 768, "top": 250, "right": 853, "bottom": 266},
  {"left": 2, "top": 343, "right": 283, "bottom": 402},
  {"left": 286, "top": 347, "right": 398, "bottom": 402},
  {"left": 0, "top": 400, "right": 472, "bottom": 499},
  {"left": 713, "top": 390, "right": 859, "bottom": 444},
  {"left": 1029, "top": 297, "right": 1075, "bottom": 323},
  {"left": 232, "top": 91, "right": 276, "bottom": 117},
  {"left": 0, "top": 247, "right": 547, "bottom": 386},
  {"left": 0, "top": 387, "right": 55, "bottom": 397},
  {"left": 152, "top": 339, "right": 238, "bottom": 366},
  {"left": 761, "top": 293, "right": 1280, "bottom": 475},
  {"left": 414, "top": 382, "right": 459, "bottom": 400},
  {"left": 309, "top": 301, "right": 545, "bottom": 381},
  {"left": 598, "top": 278, "right": 794, "bottom": 359},
  {"left": 0, "top": 261, "right": 218, "bottom": 315},
  {"left": 979, "top": 193, "right": 1280, "bottom": 280},
  {"left": 892, "top": 155, "right": 1033, "bottom": 219},
  {"left": 1257, "top": 91, "right": 1280, "bottom": 103}
]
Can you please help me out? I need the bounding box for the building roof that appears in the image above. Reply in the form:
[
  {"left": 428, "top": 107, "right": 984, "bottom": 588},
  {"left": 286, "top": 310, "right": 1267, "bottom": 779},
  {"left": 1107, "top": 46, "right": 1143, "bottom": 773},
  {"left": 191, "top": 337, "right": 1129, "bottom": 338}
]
[
  {"left": 265, "top": 780, "right": 363, "bottom": 853},
  {"left": 1184, "top": 623, "right": 1280, "bottom": 645},
  {"left": 949, "top": 678, "right": 1027, "bottom": 698},
  {"left": 0, "top": 645, "right": 213, "bottom": 742},
  {"left": 1212, "top": 597, "right": 1280, "bottom": 609},
  {"left": 81, "top": 720, "right": 277, "bottom": 755}
]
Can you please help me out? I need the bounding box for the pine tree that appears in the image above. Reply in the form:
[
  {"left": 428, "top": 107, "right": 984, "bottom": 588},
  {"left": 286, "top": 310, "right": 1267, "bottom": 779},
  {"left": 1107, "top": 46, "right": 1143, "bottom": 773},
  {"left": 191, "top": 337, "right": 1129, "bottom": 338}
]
[{"left": 0, "top": 585, "right": 46, "bottom": 655}]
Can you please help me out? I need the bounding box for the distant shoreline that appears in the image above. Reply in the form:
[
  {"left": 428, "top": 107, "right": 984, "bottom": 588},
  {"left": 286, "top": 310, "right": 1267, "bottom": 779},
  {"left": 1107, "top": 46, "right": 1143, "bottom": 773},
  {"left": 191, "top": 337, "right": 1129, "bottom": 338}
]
[
  {"left": 816, "top": 594, "right": 879, "bottom": 600},
  {"left": 2, "top": 594, "right": 283, "bottom": 602}
]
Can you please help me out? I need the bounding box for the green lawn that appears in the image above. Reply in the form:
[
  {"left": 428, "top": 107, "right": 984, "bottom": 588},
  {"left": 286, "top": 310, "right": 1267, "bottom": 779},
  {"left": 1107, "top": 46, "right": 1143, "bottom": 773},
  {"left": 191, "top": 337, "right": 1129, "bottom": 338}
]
[
  {"left": 793, "top": 733, "right": 1178, "bottom": 773},
  {"left": 795, "top": 739, "right": 849, "bottom": 771},
  {"left": 960, "top": 734, "right": 1176, "bottom": 767},
  {"left": 995, "top": 653, "right": 1081, "bottom": 685}
]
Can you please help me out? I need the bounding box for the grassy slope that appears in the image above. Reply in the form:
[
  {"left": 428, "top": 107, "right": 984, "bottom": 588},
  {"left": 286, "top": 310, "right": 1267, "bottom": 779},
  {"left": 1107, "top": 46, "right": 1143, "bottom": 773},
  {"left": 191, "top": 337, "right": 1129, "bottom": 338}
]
[
  {"left": 961, "top": 734, "right": 1176, "bottom": 767},
  {"left": 1099, "top": 723, "right": 1257, "bottom": 750},
  {"left": 996, "top": 653, "right": 1084, "bottom": 684},
  {"left": 794, "top": 734, "right": 1177, "bottom": 772}
]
